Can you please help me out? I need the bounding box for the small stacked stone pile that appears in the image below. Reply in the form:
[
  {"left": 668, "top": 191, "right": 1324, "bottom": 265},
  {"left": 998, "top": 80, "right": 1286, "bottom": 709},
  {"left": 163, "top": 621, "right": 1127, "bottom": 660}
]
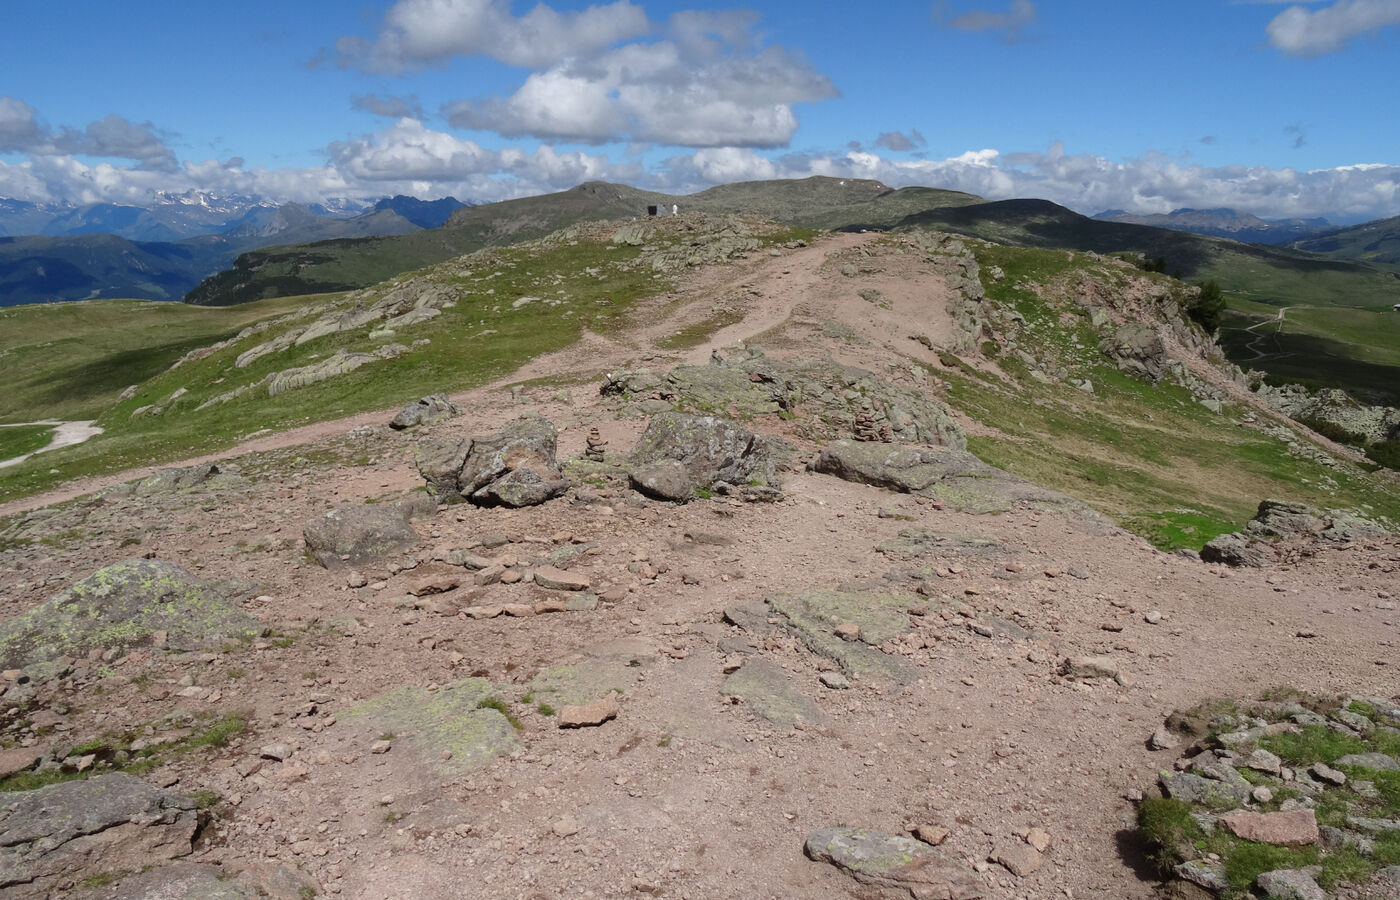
[
  {"left": 585, "top": 427, "right": 608, "bottom": 462},
  {"left": 853, "top": 406, "right": 880, "bottom": 441}
]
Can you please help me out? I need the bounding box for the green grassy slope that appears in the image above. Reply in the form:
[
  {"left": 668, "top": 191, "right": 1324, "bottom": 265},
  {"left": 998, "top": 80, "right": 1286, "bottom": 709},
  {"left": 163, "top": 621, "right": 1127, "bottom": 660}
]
[
  {"left": 0, "top": 296, "right": 316, "bottom": 423},
  {"left": 185, "top": 177, "right": 981, "bottom": 307},
  {"left": 0, "top": 425, "right": 53, "bottom": 460}
]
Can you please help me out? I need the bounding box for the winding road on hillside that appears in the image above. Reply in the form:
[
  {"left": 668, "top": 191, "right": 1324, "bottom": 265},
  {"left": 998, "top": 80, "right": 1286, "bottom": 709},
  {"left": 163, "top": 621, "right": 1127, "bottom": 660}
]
[{"left": 1241, "top": 304, "right": 1292, "bottom": 361}]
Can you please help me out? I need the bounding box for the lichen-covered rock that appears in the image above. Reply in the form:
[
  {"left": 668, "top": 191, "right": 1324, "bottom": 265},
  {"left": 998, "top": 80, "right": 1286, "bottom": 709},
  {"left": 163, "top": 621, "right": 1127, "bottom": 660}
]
[
  {"left": 721, "top": 658, "right": 824, "bottom": 728},
  {"left": 0, "top": 560, "right": 260, "bottom": 679},
  {"left": 413, "top": 417, "right": 569, "bottom": 507},
  {"left": 303, "top": 500, "right": 427, "bottom": 567},
  {"left": 414, "top": 438, "right": 472, "bottom": 503},
  {"left": 390, "top": 394, "right": 460, "bottom": 430},
  {"left": 346, "top": 679, "right": 520, "bottom": 774},
  {"left": 0, "top": 774, "right": 198, "bottom": 896},
  {"left": 627, "top": 413, "right": 784, "bottom": 502},
  {"left": 527, "top": 639, "right": 652, "bottom": 708},
  {"left": 766, "top": 590, "right": 919, "bottom": 685},
  {"left": 90, "top": 860, "right": 321, "bottom": 900},
  {"left": 804, "top": 826, "right": 984, "bottom": 899}
]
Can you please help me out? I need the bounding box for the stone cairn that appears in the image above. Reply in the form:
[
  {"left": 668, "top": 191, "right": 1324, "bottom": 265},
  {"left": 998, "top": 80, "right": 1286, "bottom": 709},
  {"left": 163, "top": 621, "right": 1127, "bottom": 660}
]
[
  {"left": 585, "top": 427, "right": 608, "bottom": 462},
  {"left": 853, "top": 405, "right": 880, "bottom": 441}
]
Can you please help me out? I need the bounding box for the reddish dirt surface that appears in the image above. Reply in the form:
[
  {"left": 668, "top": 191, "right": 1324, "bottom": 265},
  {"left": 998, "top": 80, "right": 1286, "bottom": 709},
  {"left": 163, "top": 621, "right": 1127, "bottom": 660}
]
[{"left": 2, "top": 230, "right": 1397, "bottom": 900}]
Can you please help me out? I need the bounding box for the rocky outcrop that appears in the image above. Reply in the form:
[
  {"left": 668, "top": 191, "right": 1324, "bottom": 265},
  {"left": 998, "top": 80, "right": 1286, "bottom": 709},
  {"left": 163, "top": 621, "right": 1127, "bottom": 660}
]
[
  {"left": 266, "top": 345, "right": 408, "bottom": 397},
  {"left": 235, "top": 281, "right": 458, "bottom": 369},
  {"left": 1201, "top": 499, "right": 1390, "bottom": 567},
  {"left": 627, "top": 413, "right": 784, "bottom": 502},
  {"left": 604, "top": 347, "right": 964, "bottom": 449},
  {"left": 415, "top": 417, "right": 570, "bottom": 508},
  {"left": 0, "top": 774, "right": 198, "bottom": 896},
  {"left": 97, "top": 463, "right": 245, "bottom": 500},
  {"left": 0, "top": 560, "right": 261, "bottom": 679},
  {"left": 811, "top": 440, "right": 1095, "bottom": 516},
  {"left": 1256, "top": 382, "right": 1400, "bottom": 444},
  {"left": 390, "top": 394, "right": 460, "bottom": 430},
  {"left": 303, "top": 497, "right": 433, "bottom": 567}
]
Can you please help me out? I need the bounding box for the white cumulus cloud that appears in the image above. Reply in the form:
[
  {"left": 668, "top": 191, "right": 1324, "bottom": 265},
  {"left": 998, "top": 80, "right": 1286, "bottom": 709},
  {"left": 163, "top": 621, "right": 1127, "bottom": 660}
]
[
  {"left": 442, "top": 12, "right": 836, "bottom": 148},
  {"left": 1266, "top": 0, "right": 1400, "bottom": 55},
  {"left": 334, "top": 0, "right": 651, "bottom": 72}
]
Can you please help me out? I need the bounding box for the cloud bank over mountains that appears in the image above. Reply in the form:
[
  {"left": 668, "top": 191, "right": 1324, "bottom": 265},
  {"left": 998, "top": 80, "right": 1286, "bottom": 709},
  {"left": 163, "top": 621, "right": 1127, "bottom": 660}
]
[{"left": 1, "top": 0, "right": 1398, "bottom": 221}]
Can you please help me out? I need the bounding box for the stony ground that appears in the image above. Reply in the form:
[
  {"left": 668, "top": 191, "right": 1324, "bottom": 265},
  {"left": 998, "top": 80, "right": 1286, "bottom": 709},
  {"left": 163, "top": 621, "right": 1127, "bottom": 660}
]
[{"left": 1, "top": 230, "right": 1398, "bottom": 899}]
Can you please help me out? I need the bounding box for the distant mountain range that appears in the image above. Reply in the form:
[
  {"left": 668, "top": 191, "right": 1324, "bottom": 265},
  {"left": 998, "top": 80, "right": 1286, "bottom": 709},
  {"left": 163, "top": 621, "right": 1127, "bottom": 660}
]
[
  {"left": 0, "top": 195, "right": 469, "bottom": 307},
  {"left": 183, "top": 179, "right": 1400, "bottom": 309},
  {"left": 1092, "top": 207, "right": 1334, "bottom": 245}
]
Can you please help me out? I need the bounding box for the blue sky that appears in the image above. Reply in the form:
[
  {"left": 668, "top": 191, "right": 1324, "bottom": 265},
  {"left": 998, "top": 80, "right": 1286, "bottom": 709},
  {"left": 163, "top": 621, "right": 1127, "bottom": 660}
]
[{"left": 2, "top": 0, "right": 1398, "bottom": 220}]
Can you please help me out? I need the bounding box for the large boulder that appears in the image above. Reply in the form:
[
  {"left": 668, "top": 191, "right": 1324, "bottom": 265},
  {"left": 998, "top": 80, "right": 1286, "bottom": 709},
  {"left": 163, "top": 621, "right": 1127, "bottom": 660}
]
[
  {"left": 1101, "top": 323, "right": 1167, "bottom": 382},
  {"left": 414, "top": 416, "right": 570, "bottom": 507},
  {"left": 0, "top": 560, "right": 261, "bottom": 679},
  {"left": 627, "top": 413, "right": 784, "bottom": 502},
  {"left": 303, "top": 497, "right": 432, "bottom": 568},
  {"left": 0, "top": 774, "right": 198, "bottom": 897},
  {"left": 390, "top": 394, "right": 460, "bottom": 430}
]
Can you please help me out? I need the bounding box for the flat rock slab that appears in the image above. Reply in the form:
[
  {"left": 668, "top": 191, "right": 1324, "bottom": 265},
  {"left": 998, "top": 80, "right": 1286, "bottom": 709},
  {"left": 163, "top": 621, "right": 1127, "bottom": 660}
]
[
  {"left": 527, "top": 639, "right": 652, "bottom": 707},
  {"left": 767, "top": 590, "right": 920, "bottom": 685},
  {"left": 1217, "top": 809, "right": 1318, "bottom": 845},
  {"left": 877, "top": 529, "right": 1012, "bottom": 561},
  {"left": 811, "top": 440, "right": 1096, "bottom": 518},
  {"left": 533, "top": 566, "right": 591, "bottom": 592},
  {"left": 91, "top": 860, "right": 320, "bottom": 899},
  {"left": 721, "top": 658, "right": 823, "bottom": 728},
  {"left": 804, "top": 826, "right": 984, "bottom": 899},
  {"left": 347, "top": 679, "right": 520, "bottom": 773},
  {"left": 1334, "top": 752, "right": 1399, "bottom": 771},
  {"left": 0, "top": 559, "right": 260, "bottom": 680},
  {"left": 0, "top": 773, "right": 197, "bottom": 897},
  {"left": 559, "top": 696, "right": 619, "bottom": 728}
]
